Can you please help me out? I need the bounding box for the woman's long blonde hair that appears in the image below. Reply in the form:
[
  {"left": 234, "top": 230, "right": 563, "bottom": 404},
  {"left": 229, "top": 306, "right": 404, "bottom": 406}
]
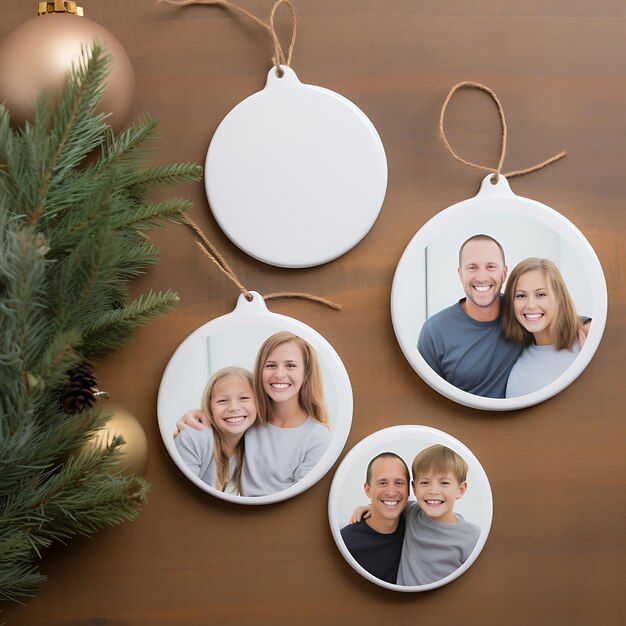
[
  {"left": 503, "top": 258, "right": 579, "bottom": 350},
  {"left": 201, "top": 366, "right": 255, "bottom": 493},
  {"left": 253, "top": 332, "right": 328, "bottom": 427}
]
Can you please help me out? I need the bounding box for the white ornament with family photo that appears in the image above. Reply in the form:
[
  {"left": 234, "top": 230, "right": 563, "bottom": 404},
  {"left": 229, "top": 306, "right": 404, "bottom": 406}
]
[
  {"left": 391, "top": 173, "right": 607, "bottom": 411},
  {"left": 329, "top": 425, "right": 492, "bottom": 592},
  {"left": 158, "top": 292, "right": 353, "bottom": 505}
]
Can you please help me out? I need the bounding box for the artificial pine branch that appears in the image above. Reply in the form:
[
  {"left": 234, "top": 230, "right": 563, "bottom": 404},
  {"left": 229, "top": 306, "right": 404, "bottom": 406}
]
[
  {"left": 0, "top": 42, "right": 202, "bottom": 604},
  {"left": 122, "top": 162, "right": 205, "bottom": 193},
  {"left": 30, "top": 45, "right": 110, "bottom": 222},
  {"left": 81, "top": 290, "right": 180, "bottom": 355},
  {"left": 111, "top": 198, "right": 194, "bottom": 230},
  {"left": 99, "top": 115, "right": 157, "bottom": 166}
]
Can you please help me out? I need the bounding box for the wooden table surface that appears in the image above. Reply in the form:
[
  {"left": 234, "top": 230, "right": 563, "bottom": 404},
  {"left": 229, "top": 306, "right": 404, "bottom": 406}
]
[{"left": 2, "top": 1, "right": 625, "bottom": 625}]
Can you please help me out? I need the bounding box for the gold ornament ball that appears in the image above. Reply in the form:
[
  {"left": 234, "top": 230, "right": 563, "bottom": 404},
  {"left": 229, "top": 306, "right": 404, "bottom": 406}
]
[
  {"left": 0, "top": 11, "right": 135, "bottom": 132},
  {"left": 86, "top": 400, "right": 149, "bottom": 477}
]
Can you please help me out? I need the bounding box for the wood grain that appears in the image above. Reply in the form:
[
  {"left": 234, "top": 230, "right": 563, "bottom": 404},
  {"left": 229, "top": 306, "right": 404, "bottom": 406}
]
[{"left": 2, "top": 1, "right": 625, "bottom": 625}]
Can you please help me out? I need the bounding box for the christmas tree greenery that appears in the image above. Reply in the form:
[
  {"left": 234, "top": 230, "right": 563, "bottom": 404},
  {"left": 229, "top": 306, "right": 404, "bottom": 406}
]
[{"left": 0, "top": 43, "right": 202, "bottom": 603}]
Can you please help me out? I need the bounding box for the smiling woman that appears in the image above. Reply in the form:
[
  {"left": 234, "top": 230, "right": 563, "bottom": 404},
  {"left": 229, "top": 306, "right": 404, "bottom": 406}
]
[
  {"left": 241, "top": 331, "right": 331, "bottom": 496},
  {"left": 512, "top": 269, "right": 557, "bottom": 340},
  {"left": 502, "top": 258, "right": 583, "bottom": 397},
  {"left": 262, "top": 341, "right": 306, "bottom": 407}
]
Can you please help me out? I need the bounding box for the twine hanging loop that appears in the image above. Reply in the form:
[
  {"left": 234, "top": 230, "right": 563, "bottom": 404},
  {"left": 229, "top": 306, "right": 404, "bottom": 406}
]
[
  {"left": 439, "top": 80, "right": 566, "bottom": 182},
  {"left": 162, "top": 1, "right": 336, "bottom": 310},
  {"left": 185, "top": 217, "right": 253, "bottom": 300},
  {"left": 184, "top": 217, "right": 341, "bottom": 310},
  {"left": 269, "top": 0, "right": 297, "bottom": 75},
  {"left": 159, "top": 0, "right": 297, "bottom": 77}
]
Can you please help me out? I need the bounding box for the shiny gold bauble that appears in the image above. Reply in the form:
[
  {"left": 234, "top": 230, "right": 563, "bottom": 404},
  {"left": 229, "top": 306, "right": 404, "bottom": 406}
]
[
  {"left": 0, "top": 8, "right": 135, "bottom": 131},
  {"left": 85, "top": 399, "right": 149, "bottom": 477}
]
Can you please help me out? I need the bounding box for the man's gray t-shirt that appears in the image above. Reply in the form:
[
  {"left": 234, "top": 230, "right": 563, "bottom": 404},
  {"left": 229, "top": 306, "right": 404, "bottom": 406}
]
[
  {"left": 396, "top": 503, "right": 481, "bottom": 586},
  {"left": 240, "top": 418, "right": 331, "bottom": 497},
  {"left": 175, "top": 427, "right": 237, "bottom": 493},
  {"left": 417, "top": 296, "right": 522, "bottom": 398}
]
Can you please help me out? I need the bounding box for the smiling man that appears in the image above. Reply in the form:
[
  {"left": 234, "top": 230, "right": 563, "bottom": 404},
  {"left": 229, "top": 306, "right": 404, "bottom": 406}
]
[
  {"left": 417, "top": 234, "right": 524, "bottom": 398},
  {"left": 340, "top": 453, "right": 410, "bottom": 584}
]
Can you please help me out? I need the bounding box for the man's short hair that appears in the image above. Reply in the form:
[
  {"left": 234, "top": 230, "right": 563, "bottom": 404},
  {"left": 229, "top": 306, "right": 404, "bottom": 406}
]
[
  {"left": 411, "top": 445, "right": 468, "bottom": 484},
  {"left": 458, "top": 234, "right": 506, "bottom": 267},
  {"left": 365, "top": 452, "right": 410, "bottom": 485}
]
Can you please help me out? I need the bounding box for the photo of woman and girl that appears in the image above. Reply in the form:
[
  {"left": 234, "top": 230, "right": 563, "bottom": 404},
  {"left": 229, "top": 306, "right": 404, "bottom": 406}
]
[{"left": 173, "top": 331, "right": 331, "bottom": 496}]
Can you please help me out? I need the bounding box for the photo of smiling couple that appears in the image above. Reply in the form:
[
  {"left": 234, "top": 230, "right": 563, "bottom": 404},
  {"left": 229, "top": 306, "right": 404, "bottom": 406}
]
[
  {"left": 417, "top": 233, "right": 591, "bottom": 398},
  {"left": 341, "top": 445, "right": 480, "bottom": 586},
  {"left": 173, "top": 331, "right": 331, "bottom": 496}
]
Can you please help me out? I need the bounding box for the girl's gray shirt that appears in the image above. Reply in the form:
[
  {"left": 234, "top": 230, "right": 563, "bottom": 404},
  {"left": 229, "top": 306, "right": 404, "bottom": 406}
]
[{"left": 175, "top": 427, "right": 238, "bottom": 494}]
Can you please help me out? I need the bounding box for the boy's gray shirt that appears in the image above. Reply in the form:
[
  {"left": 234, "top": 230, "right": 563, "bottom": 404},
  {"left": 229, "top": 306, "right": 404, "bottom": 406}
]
[{"left": 396, "top": 502, "right": 481, "bottom": 586}]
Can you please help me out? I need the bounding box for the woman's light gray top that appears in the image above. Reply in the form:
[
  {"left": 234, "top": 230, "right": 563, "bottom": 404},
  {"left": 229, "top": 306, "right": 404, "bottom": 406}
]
[
  {"left": 506, "top": 341, "right": 580, "bottom": 397},
  {"left": 240, "top": 418, "right": 331, "bottom": 496}
]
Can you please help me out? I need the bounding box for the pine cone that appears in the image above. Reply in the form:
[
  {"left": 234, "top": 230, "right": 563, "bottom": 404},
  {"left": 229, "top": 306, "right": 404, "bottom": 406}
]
[
  {"left": 61, "top": 384, "right": 96, "bottom": 413},
  {"left": 68, "top": 362, "right": 97, "bottom": 389},
  {"left": 60, "top": 362, "right": 98, "bottom": 414}
]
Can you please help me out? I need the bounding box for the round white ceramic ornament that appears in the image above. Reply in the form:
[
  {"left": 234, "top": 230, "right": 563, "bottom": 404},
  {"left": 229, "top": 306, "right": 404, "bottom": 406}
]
[
  {"left": 328, "top": 425, "right": 493, "bottom": 592},
  {"left": 391, "top": 174, "right": 607, "bottom": 411},
  {"left": 205, "top": 66, "right": 388, "bottom": 268},
  {"left": 158, "top": 292, "right": 353, "bottom": 505}
]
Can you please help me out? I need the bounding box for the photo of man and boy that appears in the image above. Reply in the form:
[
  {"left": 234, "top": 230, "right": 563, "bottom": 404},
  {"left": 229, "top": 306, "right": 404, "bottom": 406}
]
[{"left": 340, "top": 444, "right": 481, "bottom": 587}]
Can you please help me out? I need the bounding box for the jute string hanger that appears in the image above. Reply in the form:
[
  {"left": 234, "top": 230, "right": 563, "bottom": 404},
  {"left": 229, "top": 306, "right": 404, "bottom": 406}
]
[
  {"left": 161, "top": 1, "right": 337, "bottom": 308},
  {"left": 159, "top": 0, "right": 297, "bottom": 77},
  {"left": 184, "top": 217, "right": 341, "bottom": 310},
  {"left": 439, "top": 81, "right": 567, "bottom": 182}
]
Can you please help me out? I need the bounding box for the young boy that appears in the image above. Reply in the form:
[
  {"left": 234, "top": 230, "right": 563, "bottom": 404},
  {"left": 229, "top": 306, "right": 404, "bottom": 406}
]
[{"left": 396, "top": 444, "right": 480, "bottom": 586}]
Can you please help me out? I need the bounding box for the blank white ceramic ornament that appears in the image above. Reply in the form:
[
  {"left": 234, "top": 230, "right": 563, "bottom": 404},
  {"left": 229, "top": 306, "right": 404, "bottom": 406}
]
[{"left": 205, "top": 66, "right": 388, "bottom": 268}]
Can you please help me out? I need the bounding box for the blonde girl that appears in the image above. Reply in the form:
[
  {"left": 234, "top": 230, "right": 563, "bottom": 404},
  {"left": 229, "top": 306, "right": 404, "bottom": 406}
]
[
  {"left": 240, "top": 332, "right": 331, "bottom": 496},
  {"left": 503, "top": 258, "right": 586, "bottom": 397},
  {"left": 175, "top": 366, "right": 257, "bottom": 494}
]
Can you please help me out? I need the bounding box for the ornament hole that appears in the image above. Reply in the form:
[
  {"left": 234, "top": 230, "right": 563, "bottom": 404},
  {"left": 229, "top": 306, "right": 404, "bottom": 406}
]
[
  {"left": 489, "top": 174, "right": 499, "bottom": 185},
  {"left": 275, "top": 67, "right": 285, "bottom": 78}
]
